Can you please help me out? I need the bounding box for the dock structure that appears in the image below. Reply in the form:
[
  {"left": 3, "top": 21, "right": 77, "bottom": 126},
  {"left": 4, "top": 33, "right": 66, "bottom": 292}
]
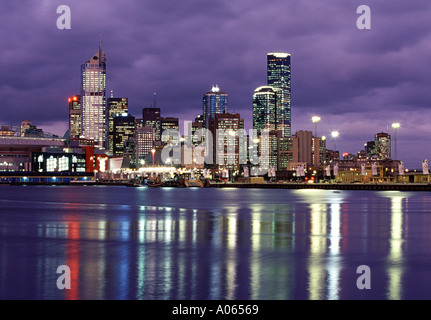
[{"left": 208, "top": 182, "right": 431, "bottom": 191}]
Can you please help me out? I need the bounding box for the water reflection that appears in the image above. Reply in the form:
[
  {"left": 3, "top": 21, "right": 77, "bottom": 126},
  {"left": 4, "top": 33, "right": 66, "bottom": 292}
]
[
  {"left": 381, "top": 192, "right": 406, "bottom": 300},
  {"left": 296, "top": 190, "right": 344, "bottom": 300},
  {"left": 1, "top": 187, "right": 431, "bottom": 299}
]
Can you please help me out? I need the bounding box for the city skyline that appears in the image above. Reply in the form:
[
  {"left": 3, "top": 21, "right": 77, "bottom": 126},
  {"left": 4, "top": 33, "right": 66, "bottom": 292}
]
[{"left": 1, "top": 1, "right": 431, "bottom": 168}]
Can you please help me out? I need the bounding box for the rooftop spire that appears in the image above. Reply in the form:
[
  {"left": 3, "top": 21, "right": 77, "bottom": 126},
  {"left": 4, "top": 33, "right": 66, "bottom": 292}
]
[{"left": 99, "top": 33, "right": 102, "bottom": 53}]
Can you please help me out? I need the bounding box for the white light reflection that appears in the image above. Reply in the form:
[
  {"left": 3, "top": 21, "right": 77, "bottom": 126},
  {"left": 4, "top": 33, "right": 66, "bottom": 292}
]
[
  {"left": 226, "top": 209, "right": 238, "bottom": 300},
  {"left": 381, "top": 191, "right": 406, "bottom": 300},
  {"left": 327, "top": 202, "right": 341, "bottom": 300},
  {"left": 308, "top": 203, "right": 327, "bottom": 300},
  {"left": 297, "top": 190, "right": 344, "bottom": 300},
  {"left": 251, "top": 208, "right": 262, "bottom": 299}
]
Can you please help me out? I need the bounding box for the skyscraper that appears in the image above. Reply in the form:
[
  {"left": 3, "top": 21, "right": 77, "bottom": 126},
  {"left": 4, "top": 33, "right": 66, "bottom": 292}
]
[
  {"left": 267, "top": 52, "right": 291, "bottom": 137},
  {"left": 375, "top": 132, "right": 391, "bottom": 160},
  {"left": 161, "top": 117, "right": 179, "bottom": 144},
  {"left": 112, "top": 114, "right": 135, "bottom": 156},
  {"left": 135, "top": 127, "right": 154, "bottom": 168},
  {"left": 143, "top": 108, "right": 161, "bottom": 142},
  {"left": 81, "top": 41, "right": 107, "bottom": 150},
  {"left": 108, "top": 97, "right": 128, "bottom": 153},
  {"left": 203, "top": 85, "right": 228, "bottom": 129},
  {"left": 252, "top": 86, "right": 280, "bottom": 132},
  {"left": 68, "top": 95, "right": 81, "bottom": 139},
  {"left": 209, "top": 112, "right": 244, "bottom": 171}
]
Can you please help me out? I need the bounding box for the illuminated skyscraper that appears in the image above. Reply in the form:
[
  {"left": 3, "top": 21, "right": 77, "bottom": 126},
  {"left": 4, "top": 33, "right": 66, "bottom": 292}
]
[
  {"left": 81, "top": 41, "right": 107, "bottom": 149},
  {"left": 203, "top": 85, "right": 228, "bottom": 129},
  {"left": 252, "top": 86, "right": 280, "bottom": 132},
  {"left": 161, "top": 117, "right": 179, "bottom": 144},
  {"left": 108, "top": 97, "right": 128, "bottom": 153},
  {"left": 135, "top": 126, "right": 154, "bottom": 167},
  {"left": 209, "top": 112, "right": 244, "bottom": 171},
  {"left": 267, "top": 52, "right": 291, "bottom": 137},
  {"left": 375, "top": 132, "right": 391, "bottom": 160},
  {"left": 68, "top": 95, "right": 81, "bottom": 139},
  {"left": 143, "top": 108, "right": 161, "bottom": 142},
  {"left": 112, "top": 114, "right": 135, "bottom": 156}
]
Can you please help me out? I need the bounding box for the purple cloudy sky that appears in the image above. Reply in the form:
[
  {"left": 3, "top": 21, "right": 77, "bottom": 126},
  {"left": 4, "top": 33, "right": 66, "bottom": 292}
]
[{"left": 1, "top": 0, "right": 430, "bottom": 168}]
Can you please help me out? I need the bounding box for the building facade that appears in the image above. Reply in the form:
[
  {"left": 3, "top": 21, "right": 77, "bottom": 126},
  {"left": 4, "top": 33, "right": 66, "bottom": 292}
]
[
  {"left": 68, "top": 95, "right": 82, "bottom": 139},
  {"left": 135, "top": 127, "right": 154, "bottom": 168},
  {"left": 210, "top": 112, "right": 244, "bottom": 171},
  {"left": 142, "top": 108, "right": 161, "bottom": 142},
  {"left": 252, "top": 86, "right": 280, "bottom": 132},
  {"left": 267, "top": 52, "right": 291, "bottom": 137},
  {"left": 108, "top": 97, "right": 128, "bottom": 153},
  {"left": 81, "top": 43, "right": 107, "bottom": 150},
  {"left": 203, "top": 85, "right": 228, "bottom": 129},
  {"left": 112, "top": 114, "right": 135, "bottom": 156}
]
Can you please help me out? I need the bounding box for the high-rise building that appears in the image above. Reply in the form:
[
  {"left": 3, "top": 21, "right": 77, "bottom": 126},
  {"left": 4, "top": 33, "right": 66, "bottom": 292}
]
[
  {"left": 108, "top": 97, "right": 128, "bottom": 153},
  {"left": 210, "top": 112, "right": 244, "bottom": 171},
  {"left": 135, "top": 126, "right": 154, "bottom": 168},
  {"left": 203, "top": 85, "right": 228, "bottom": 129},
  {"left": 68, "top": 95, "right": 81, "bottom": 139},
  {"left": 252, "top": 86, "right": 280, "bottom": 132},
  {"left": 112, "top": 114, "right": 135, "bottom": 156},
  {"left": 142, "top": 108, "right": 161, "bottom": 142},
  {"left": 267, "top": 52, "right": 291, "bottom": 137},
  {"left": 81, "top": 42, "right": 107, "bottom": 150},
  {"left": 375, "top": 132, "right": 391, "bottom": 160},
  {"left": 161, "top": 117, "right": 179, "bottom": 144},
  {"left": 189, "top": 115, "right": 205, "bottom": 147}
]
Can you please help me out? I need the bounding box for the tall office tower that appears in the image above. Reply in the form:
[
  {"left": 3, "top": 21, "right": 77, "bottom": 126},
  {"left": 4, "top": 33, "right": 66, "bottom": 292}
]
[
  {"left": 202, "top": 85, "right": 228, "bottom": 129},
  {"left": 142, "top": 108, "right": 161, "bottom": 142},
  {"left": 161, "top": 117, "right": 179, "bottom": 144},
  {"left": 267, "top": 52, "right": 291, "bottom": 137},
  {"left": 189, "top": 116, "right": 205, "bottom": 147},
  {"left": 112, "top": 114, "right": 135, "bottom": 156},
  {"left": 68, "top": 95, "right": 82, "bottom": 139},
  {"left": 252, "top": 86, "right": 280, "bottom": 132},
  {"left": 135, "top": 126, "right": 154, "bottom": 168},
  {"left": 81, "top": 41, "right": 107, "bottom": 150},
  {"left": 210, "top": 112, "right": 244, "bottom": 171},
  {"left": 108, "top": 97, "right": 128, "bottom": 153},
  {"left": 375, "top": 132, "right": 391, "bottom": 160}
]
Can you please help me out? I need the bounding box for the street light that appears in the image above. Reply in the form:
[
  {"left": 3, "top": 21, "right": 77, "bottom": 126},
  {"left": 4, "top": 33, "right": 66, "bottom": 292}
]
[
  {"left": 392, "top": 122, "right": 400, "bottom": 160},
  {"left": 312, "top": 116, "right": 321, "bottom": 137},
  {"left": 331, "top": 131, "right": 339, "bottom": 150}
]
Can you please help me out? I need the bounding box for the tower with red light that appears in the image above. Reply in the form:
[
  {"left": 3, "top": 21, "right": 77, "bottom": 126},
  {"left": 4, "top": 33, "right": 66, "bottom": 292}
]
[{"left": 68, "top": 95, "right": 82, "bottom": 139}]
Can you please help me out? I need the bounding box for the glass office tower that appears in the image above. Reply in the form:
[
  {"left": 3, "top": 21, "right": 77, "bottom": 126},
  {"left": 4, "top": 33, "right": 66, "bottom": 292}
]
[
  {"left": 267, "top": 52, "right": 291, "bottom": 137},
  {"left": 202, "top": 85, "right": 228, "bottom": 129},
  {"left": 252, "top": 86, "right": 280, "bottom": 132}
]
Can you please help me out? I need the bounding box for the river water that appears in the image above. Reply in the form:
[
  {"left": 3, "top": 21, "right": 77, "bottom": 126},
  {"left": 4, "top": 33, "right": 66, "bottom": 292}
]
[{"left": 1, "top": 185, "right": 431, "bottom": 300}]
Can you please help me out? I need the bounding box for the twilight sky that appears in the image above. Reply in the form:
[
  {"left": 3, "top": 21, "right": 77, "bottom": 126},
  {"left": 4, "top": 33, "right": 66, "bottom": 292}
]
[{"left": 1, "top": 0, "right": 431, "bottom": 168}]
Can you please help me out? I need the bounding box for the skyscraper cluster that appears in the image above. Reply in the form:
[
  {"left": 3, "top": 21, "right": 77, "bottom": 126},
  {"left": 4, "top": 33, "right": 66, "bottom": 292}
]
[{"left": 0, "top": 41, "right": 405, "bottom": 178}]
